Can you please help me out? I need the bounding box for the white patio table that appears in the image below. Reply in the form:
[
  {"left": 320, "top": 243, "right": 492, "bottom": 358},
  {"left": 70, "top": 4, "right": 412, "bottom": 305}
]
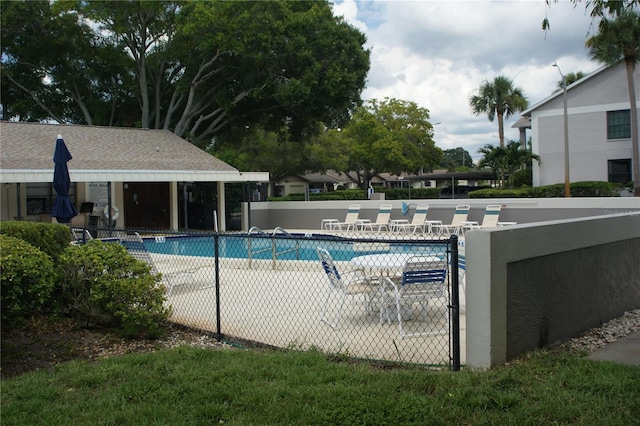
[{"left": 350, "top": 253, "right": 441, "bottom": 275}]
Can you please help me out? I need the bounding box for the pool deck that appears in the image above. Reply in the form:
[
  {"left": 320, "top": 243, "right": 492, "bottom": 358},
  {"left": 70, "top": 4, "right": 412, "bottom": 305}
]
[{"left": 153, "top": 251, "right": 467, "bottom": 366}]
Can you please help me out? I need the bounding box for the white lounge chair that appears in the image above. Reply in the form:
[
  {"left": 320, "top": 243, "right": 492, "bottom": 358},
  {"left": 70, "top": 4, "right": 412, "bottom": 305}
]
[
  {"left": 431, "top": 204, "right": 470, "bottom": 236},
  {"left": 71, "top": 227, "right": 93, "bottom": 244},
  {"left": 462, "top": 204, "right": 502, "bottom": 231},
  {"left": 322, "top": 204, "right": 361, "bottom": 231},
  {"left": 121, "top": 232, "right": 193, "bottom": 296},
  {"left": 317, "top": 247, "right": 379, "bottom": 329},
  {"left": 359, "top": 204, "right": 393, "bottom": 231},
  {"left": 390, "top": 205, "right": 429, "bottom": 234}
]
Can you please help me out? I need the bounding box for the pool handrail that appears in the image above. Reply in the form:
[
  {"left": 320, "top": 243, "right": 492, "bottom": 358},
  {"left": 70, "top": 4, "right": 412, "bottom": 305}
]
[
  {"left": 247, "top": 227, "right": 301, "bottom": 269},
  {"left": 272, "top": 228, "right": 300, "bottom": 267}
]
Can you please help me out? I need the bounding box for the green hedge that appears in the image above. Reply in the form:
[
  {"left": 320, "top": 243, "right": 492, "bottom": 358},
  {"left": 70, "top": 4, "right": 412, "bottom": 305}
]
[
  {"left": 0, "top": 221, "right": 71, "bottom": 261},
  {"left": 0, "top": 234, "right": 56, "bottom": 325},
  {"left": 270, "top": 180, "right": 626, "bottom": 201},
  {"left": 0, "top": 222, "right": 170, "bottom": 338},
  {"left": 268, "top": 187, "right": 441, "bottom": 201},
  {"left": 58, "top": 240, "right": 170, "bottom": 338},
  {"left": 470, "top": 181, "right": 624, "bottom": 198}
]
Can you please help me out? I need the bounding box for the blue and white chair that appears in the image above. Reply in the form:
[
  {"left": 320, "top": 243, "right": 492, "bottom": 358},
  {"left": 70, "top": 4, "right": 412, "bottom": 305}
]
[
  {"left": 317, "top": 247, "right": 379, "bottom": 329},
  {"left": 381, "top": 257, "right": 449, "bottom": 339}
]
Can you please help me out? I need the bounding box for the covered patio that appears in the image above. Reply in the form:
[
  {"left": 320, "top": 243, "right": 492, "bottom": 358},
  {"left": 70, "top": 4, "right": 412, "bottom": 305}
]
[{"left": 0, "top": 122, "right": 268, "bottom": 231}]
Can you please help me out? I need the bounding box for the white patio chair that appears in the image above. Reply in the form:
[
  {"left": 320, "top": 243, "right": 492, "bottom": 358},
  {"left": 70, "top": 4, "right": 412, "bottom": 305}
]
[
  {"left": 323, "top": 204, "right": 362, "bottom": 231},
  {"left": 359, "top": 204, "right": 393, "bottom": 231},
  {"left": 380, "top": 257, "right": 449, "bottom": 339},
  {"left": 390, "top": 205, "right": 429, "bottom": 234},
  {"left": 317, "top": 247, "right": 379, "bottom": 329},
  {"left": 462, "top": 204, "right": 502, "bottom": 231},
  {"left": 71, "top": 227, "right": 93, "bottom": 244},
  {"left": 431, "top": 204, "right": 470, "bottom": 236},
  {"left": 121, "top": 232, "right": 193, "bottom": 296}
]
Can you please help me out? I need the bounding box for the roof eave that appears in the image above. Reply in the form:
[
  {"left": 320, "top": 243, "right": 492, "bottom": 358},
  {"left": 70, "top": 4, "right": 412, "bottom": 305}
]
[{"left": 0, "top": 169, "right": 269, "bottom": 183}]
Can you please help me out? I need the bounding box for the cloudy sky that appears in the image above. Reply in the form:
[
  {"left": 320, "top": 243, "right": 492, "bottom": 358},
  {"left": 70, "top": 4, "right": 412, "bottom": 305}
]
[{"left": 331, "top": 0, "right": 602, "bottom": 162}]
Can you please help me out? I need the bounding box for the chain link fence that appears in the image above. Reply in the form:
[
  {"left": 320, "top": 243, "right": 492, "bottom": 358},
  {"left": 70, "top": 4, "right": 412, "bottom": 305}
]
[{"left": 88, "top": 227, "right": 462, "bottom": 368}]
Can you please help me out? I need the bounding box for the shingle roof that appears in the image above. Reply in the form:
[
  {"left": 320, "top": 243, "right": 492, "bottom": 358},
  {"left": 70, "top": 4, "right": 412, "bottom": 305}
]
[
  {"left": 1, "top": 122, "right": 236, "bottom": 171},
  {"left": 0, "top": 122, "right": 269, "bottom": 183}
]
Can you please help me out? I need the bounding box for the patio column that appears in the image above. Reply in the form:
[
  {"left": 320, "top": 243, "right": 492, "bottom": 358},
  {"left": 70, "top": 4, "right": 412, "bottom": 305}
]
[{"left": 217, "top": 181, "right": 226, "bottom": 231}]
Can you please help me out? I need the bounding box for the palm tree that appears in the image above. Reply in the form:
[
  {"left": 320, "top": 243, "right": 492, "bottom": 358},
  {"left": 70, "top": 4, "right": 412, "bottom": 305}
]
[
  {"left": 586, "top": 10, "right": 640, "bottom": 196},
  {"left": 503, "top": 140, "right": 541, "bottom": 188},
  {"left": 469, "top": 76, "right": 528, "bottom": 147},
  {"left": 477, "top": 144, "right": 508, "bottom": 187},
  {"left": 552, "top": 71, "right": 587, "bottom": 93},
  {"left": 478, "top": 141, "right": 540, "bottom": 188}
]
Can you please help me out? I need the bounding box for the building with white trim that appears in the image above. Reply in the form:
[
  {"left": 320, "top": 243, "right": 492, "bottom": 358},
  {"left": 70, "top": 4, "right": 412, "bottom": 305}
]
[
  {"left": 0, "top": 122, "right": 269, "bottom": 231},
  {"left": 521, "top": 60, "right": 638, "bottom": 188}
]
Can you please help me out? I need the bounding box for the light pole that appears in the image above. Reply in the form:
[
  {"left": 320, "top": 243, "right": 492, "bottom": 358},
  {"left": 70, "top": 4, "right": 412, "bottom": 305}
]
[{"left": 553, "top": 62, "right": 571, "bottom": 198}]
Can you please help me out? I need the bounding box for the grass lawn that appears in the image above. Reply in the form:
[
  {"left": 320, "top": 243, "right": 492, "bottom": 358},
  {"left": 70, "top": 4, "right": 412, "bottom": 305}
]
[{"left": 2, "top": 345, "right": 639, "bottom": 425}]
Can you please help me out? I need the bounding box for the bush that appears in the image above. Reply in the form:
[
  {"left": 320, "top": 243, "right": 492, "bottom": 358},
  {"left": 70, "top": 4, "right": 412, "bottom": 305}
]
[
  {"left": 569, "top": 181, "right": 621, "bottom": 197},
  {"left": 267, "top": 187, "right": 441, "bottom": 201},
  {"left": 375, "top": 187, "right": 442, "bottom": 200},
  {"left": 58, "top": 240, "right": 171, "bottom": 338},
  {"left": 511, "top": 169, "right": 533, "bottom": 187},
  {"left": 0, "top": 221, "right": 71, "bottom": 261},
  {"left": 470, "top": 181, "right": 623, "bottom": 198},
  {"left": 0, "top": 234, "right": 56, "bottom": 325}
]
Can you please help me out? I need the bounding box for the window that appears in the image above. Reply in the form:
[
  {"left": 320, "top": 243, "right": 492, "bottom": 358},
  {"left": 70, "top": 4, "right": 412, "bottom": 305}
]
[
  {"left": 26, "top": 182, "right": 77, "bottom": 215},
  {"left": 608, "top": 159, "right": 632, "bottom": 184},
  {"left": 607, "top": 110, "right": 631, "bottom": 139}
]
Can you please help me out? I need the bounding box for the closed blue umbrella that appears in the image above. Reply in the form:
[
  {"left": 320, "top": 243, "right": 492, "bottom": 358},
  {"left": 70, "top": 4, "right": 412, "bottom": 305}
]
[{"left": 51, "top": 134, "right": 78, "bottom": 224}]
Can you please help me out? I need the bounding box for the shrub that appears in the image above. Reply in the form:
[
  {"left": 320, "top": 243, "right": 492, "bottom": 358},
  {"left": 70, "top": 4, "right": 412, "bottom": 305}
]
[
  {"left": 375, "top": 187, "right": 441, "bottom": 200},
  {"left": 0, "top": 221, "right": 71, "bottom": 261},
  {"left": 569, "top": 181, "right": 621, "bottom": 197},
  {"left": 267, "top": 187, "right": 441, "bottom": 201},
  {"left": 58, "top": 240, "right": 170, "bottom": 338},
  {"left": 470, "top": 181, "right": 623, "bottom": 198},
  {"left": 0, "top": 234, "right": 56, "bottom": 325},
  {"left": 511, "top": 169, "right": 533, "bottom": 187}
]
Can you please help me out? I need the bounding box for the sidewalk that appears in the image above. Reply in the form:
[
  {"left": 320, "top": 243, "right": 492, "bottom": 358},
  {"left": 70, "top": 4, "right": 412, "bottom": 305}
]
[{"left": 587, "top": 331, "right": 640, "bottom": 366}]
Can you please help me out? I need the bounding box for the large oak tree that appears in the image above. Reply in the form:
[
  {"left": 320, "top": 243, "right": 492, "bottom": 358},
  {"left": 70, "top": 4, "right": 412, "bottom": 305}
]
[{"left": 1, "top": 1, "right": 370, "bottom": 149}]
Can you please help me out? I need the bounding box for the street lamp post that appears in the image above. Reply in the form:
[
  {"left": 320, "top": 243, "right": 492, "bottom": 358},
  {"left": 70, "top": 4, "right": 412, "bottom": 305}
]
[{"left": 553, "top": 62, "right": 571, "bottom": 198}]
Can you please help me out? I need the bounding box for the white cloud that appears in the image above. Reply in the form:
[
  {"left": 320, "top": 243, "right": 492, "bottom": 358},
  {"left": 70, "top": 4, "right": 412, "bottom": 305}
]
[{"left": 332, "top": 0, "right": 602, "bottom": 160}]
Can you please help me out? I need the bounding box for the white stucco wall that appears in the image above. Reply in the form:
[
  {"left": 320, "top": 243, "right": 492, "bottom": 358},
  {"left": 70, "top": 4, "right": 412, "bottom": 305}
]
[{"left": 529, "top": 61, "right": 639, "bottom": 187}]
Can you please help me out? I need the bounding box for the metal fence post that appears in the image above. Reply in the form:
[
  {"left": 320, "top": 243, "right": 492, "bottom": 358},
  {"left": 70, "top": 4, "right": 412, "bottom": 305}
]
[
  {"left": 450, "top": 235, "right": 460, "bottom": 371},
  {"left": 214, "top": 233, "right": 222, "bottom": 341}
]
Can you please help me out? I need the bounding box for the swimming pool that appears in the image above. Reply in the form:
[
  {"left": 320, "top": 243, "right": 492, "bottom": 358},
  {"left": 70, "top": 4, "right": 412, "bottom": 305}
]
[{"left": 141, "top": 234, "right": 448, "bottom": 262}]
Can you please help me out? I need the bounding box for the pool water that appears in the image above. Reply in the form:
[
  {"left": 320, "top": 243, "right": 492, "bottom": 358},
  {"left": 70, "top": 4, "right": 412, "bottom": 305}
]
[{"left": 142, "top": 234, "right": 448, "bottom": 262}]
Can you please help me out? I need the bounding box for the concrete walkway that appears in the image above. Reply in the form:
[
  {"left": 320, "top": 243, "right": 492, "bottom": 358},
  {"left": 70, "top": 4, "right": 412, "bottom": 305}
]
[{"left": 587, "top": 331, "right": 640, "bottom": 366}]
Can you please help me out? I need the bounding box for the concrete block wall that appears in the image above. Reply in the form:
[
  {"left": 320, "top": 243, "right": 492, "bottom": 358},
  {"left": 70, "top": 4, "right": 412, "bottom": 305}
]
[{"left": 465, "top": 212, "right": 640, "bottom": 368}]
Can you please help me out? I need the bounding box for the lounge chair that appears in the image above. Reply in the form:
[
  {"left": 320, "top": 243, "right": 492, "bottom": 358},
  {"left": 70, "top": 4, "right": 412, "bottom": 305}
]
[
  {"left": 380, "top": 257, "right": 449, "bottom": 338},
  {"left": 431, "top": 204, "right": 470, "bottom": 236},
  {"left": 359, "top": 204, "right": 393, "bottom": 231},
  {"left": 390, "top": 205, "right": 429, "bottom": 234},
  {"left": 71, "top": 227, "right": 93, "bottom": 244},
  {"left": 121, "top": 232, "right": 193, "bottom": 296},
  {"left": 317, "top": 247, "right": 380, "bottom": 329},
  {"left": 322, "top": 204, "right": 361, "bottom": 231},
  {"left": 462, "top": 204, "right": 502, "bottom": 231}
]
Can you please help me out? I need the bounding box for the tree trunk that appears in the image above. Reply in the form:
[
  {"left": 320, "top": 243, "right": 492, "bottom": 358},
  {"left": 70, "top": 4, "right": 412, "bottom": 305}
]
[
  {"left": 625, "top": 60, "right": 640, "bottom": 197},
  {"left": 497, "top": 112, "right": 505, "bottom": 147}
]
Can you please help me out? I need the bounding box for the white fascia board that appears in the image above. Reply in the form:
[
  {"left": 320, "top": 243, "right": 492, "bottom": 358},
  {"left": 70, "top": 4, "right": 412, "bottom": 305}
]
[{"left": 0, "top": 169, "right": 270, "bottom": 183}]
